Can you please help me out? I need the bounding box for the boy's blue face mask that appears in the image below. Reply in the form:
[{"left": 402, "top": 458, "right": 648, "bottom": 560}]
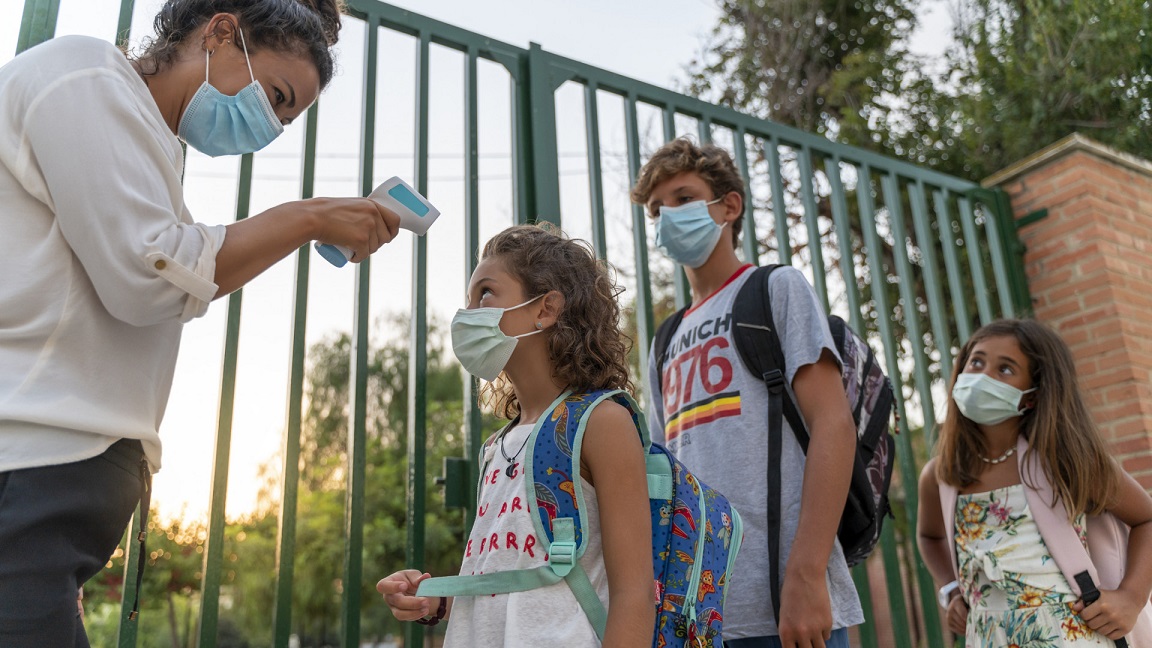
[
  {"left": 178, "top": 28, "right": 284, "bottom": 157},
  {"left": 655, "top": 198, "right": 724, "bottom": 268}
]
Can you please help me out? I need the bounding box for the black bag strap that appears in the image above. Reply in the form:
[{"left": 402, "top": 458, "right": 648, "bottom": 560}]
[
  {"left": 730, "top": 264, "right": 803, "bottom": 626},
  {"left": 1074, "top": 571, "right": 1129, "bottom": 648},
  {"left": 653, "top": 305, "right": 689, "bottom": 384}
]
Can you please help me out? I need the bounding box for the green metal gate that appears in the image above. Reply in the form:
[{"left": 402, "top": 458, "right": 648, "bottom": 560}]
[{"left": 14, "top": 0, "right": 1030, "bottom": 646}]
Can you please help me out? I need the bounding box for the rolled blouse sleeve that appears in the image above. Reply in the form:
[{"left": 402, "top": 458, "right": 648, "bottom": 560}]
[{"left": 20, "top": 67, "right": 223, "bottom": 326}]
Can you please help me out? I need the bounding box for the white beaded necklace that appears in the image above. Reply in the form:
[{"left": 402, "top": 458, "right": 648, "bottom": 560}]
[{"left": 979, "top": 446, "right": 1016, "bottom": 464}]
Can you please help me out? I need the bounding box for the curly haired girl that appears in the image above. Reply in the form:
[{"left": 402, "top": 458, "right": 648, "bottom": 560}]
[{"left": 377, "top": 224, "right": 654, "bottom": 646}]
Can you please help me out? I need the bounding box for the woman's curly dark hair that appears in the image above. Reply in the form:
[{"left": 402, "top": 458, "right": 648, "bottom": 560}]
[
  {"left": 133, "top": 0, "right": 345, "bottom": 89},
  {"left": 479, "top": 224, "right": 634, "bottom": 419}
]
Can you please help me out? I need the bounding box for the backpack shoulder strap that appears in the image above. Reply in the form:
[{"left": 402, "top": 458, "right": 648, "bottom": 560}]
[
  {"left": 731, "top": 264, "right": 809, "bottom": 443},
  {"left": 1017, "top": 435, "right": 1099, "bottom": 596},
  {"left": 417, "top": 389, "right": 615, "bottom": 640},
  {"left": 654, "top": 305, "right": 690, "bottom": 382}
]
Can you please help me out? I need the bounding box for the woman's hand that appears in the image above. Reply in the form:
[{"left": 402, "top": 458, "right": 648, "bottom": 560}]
[
  {"left": 1073, "top": 588, "right": 1144, "bottom": 640},
  {"left": 306, "top": 197, "right": 401, "bottom": 262},
  {"left": 945, "top": 594, "right": 968, "bottom": 635},
  {"left": 376, "top": 570, "right": 434, "bottom": 622}
]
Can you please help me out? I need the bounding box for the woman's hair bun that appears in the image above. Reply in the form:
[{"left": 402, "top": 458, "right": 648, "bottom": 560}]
[{"left": 297, "top": 0, "right": 344, "bottom": 46}]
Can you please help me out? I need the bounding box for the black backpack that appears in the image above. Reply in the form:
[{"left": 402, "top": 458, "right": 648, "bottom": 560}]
[{"left": 653, "top": 264, "right": 896, "bottom": 623}]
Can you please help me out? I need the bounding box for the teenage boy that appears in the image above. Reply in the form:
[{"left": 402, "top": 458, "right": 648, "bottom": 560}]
[{"left": 632, "top": 138, "right": 862, "bottom": 647}]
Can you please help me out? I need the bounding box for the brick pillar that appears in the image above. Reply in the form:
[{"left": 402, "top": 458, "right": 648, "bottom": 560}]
[{"left": 985, "top": 134, "right": 1152, "bottom": 487}]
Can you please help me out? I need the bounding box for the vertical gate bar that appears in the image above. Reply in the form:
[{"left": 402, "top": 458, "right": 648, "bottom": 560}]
[
  {"left": 526, "top": 43, "right": 561, "bottom": 225},
  {"left": 661, "top": 108, "right": 676, "bottom": 141},
  {"left": 272, "top": 101, "right": 319, "bottom": 648},
  {"left": 584, "top": 81, "right": 607, "bottom": 259},
  {"left": 342, "top": 16, "right": 379, "bottom": 647},
  {"left": 933, "top": 189, "right": 973, "bottom": 344},
  {"left": 115, "top": 0, "right": 135, "bottom": 48},
  {"left": 733, "top": 128, "right": 759, "bottom": 266},
  {"left": 909, "top": 180, "right": 954, "bottom": 385},
  {"left": 851, "top": 564, "right": 879, "bottom": 648},
  {"left": 979, "top": 197, "right": 1017, "bottom": 318},
  {"left": 827, "top": 156, "right": 876, "bottom": 647},
  {"left": 797, "top": 146, "right": 829, "bottom": 312},
  {"left": 403, "top": 27, "right": 433, "bottom": 648},
  {"left": 993, "top": 189, "right": 1032, "bottom": 316},
  {"left": 509, "top": 51, "right": 535, "bottom": 224},
  {"left": 877, "top": 172, "right": 946, "bottom": 647},
  {"left": 16, "top": 0, "right": 60, "bottom": 55},
  {"left": 625, "top": 93, "right": 655, "bottom": 353},
  {"left": 697, "top": 116, "right": 712, "bottom": 144},
  {"left": 662, "top": 107, "right": 691, "bottom": 309},
  {"left": 825, "top": 157, "right": 862, "bottom": 323},
  {"left": 880, "top": 174, "right": 937, "bottom": 437},
  {"left": 463, "top": 46, "right": 482, "bottom": 532},
  {"left": 857, "top": 165, "right": 943, "bottom": 647},
  {"left": 879, "top": 523, "right": 916, "bottom": 648},
  {"left": 765, "top": 137, "right": 791, "bottom": 265},
  {"left": 197, "top": 152, "right": 254, "bottom": 648},
  {"left": 856, "top": 167, "right": 915, "bottom": 648},
  {"left": 957, "top": 197, "right": 994, "bottom": 325}
]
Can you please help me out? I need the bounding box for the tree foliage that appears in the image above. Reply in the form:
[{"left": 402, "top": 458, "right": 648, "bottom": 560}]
[{"left": 84, "top": 315, "right": 472, "bottom": 646}]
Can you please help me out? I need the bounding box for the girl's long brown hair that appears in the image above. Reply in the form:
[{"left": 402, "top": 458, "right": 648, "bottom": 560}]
[
  {"left": 935, "top": 318, "right": 1120, "bottom": 516},
  {"left": 479, "top": 224, "right": 633, "bottom": 419}
]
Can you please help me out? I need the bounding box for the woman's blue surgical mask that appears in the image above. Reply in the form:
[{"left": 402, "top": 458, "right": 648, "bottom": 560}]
[
  {"left": 450, "top": 294, "right": 544, "bottom": 381},
  {"left": 656, "top": 198, "right": 724, "bottom": 268},
  {"left": 952, "top": 372, "right": 1035, "bottom": 425},
  {"left": 178, "top": 27, "right": 284, "bottom": 157}
]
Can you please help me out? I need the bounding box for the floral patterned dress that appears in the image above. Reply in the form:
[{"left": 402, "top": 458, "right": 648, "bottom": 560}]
[{"left": 955, "top": 484, "right": 1109, "bottom": 646}]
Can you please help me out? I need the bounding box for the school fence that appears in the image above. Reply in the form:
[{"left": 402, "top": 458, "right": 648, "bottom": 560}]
[{"left": 15, "top": 0, "right": 1031, "bottom": 646}]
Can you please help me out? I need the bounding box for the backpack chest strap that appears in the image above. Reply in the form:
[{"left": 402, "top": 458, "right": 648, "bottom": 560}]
[{"left": 415, "top": 517, "right": 607, "bottom": 639}]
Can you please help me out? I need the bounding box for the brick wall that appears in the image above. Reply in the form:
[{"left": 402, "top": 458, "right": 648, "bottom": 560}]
[{"left": 985, "top": 134, "right": 1152, "bottom": 487}]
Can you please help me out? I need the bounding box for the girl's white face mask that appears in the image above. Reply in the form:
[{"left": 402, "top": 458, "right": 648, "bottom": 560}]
[
  {"left": 952, "top": 372, "right": 1035, "bottom": 425},
  {"left": 450, "top": 295, "right": 543, "bottom": 381}
]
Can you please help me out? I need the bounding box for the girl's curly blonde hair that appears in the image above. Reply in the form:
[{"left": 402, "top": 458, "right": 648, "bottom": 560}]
[{"left": 479, "top": 224, "right": 634, "bottom": 419}]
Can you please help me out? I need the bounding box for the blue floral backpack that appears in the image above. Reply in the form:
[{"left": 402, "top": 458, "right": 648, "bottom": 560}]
[{"left": 418, "top": 388, "right": 743, "bottom": 647}]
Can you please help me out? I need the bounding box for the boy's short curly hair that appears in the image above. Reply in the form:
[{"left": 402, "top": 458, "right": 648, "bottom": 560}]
[
  {"left": 479, "top": 223, "right": 634, "bottom": 419},
  {"left": 630, "top": 137, "right": 746, "bottom": 248}
]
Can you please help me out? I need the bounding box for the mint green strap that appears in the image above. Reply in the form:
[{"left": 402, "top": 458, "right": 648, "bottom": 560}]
[
  {"left": 562, "top": 562, "right": 607, "bottom": 640},
  {"left": 416, "top": 567, "right": 563, "bottom": 597},
  {"left": 416, "top": 517, "right": 608, "bottom": 640}
]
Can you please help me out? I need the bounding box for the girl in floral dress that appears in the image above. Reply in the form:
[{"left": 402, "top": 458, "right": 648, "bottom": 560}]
[{"left": 917, "top": 319, "right": 1152, "bottom": 646}]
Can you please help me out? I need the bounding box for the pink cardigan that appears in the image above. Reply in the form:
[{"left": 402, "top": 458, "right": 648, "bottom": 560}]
[{"left": 939, "top": 434, "right": 1152, "bottom": 645}]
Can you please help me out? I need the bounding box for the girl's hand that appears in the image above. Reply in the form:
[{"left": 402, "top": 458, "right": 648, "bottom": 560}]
[
  {"left": 376, "top": 570, "right": 433, "bottom": 621},
  {"left": 1073, "top": 588, "right": 1144, "bottom": 639},
  {"left": 945, "top": 595, "right": 968, "bottom": 635},
  {"left": 306, "top": 197, "right": 401, "bottom": 262}
]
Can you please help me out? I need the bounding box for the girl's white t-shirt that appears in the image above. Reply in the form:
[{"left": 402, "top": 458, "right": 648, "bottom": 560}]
[{"left": 443, "top": 423, "right": 609, "bottom": 647}]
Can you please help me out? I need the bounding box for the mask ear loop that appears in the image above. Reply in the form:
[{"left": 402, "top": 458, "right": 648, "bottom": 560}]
[{"left": 235, "top": 26, "right": 256, "bottom": 84}]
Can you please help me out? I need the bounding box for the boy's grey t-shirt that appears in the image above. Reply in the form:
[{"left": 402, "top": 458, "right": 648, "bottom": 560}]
[{"left": 646, "top": 264, "right": 864, "bottom": 639}]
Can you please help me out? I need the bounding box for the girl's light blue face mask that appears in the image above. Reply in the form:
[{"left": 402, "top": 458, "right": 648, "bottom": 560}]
[
  {"left": 450, "top": 294, "right": 544, "bottom": 381},
  {"left": 177, "top": 27, "right": 284, "bottom": 157},
  {"left": 952, "top": 372, "right": 1035, "bottom": 425},
  {"left": 655, "top": 198, "right": 724, "bottom": 268}
]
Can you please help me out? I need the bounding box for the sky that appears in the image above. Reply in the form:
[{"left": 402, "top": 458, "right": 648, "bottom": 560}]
[{"left": 1, "top": 0, "right": 954, "bottom": 520}]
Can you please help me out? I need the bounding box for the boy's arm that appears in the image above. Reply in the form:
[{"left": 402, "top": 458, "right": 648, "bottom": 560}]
[
  {"left": 778, "top": 349, "right": 857, "bottom": 644},
  {"left": 582, "top": 401, "right": 656, "bottom": 647}
]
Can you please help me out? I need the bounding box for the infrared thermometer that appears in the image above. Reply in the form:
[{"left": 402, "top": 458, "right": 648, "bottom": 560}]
[{"left": 315, "top": 176, "right": 441, "bottom": 267}]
